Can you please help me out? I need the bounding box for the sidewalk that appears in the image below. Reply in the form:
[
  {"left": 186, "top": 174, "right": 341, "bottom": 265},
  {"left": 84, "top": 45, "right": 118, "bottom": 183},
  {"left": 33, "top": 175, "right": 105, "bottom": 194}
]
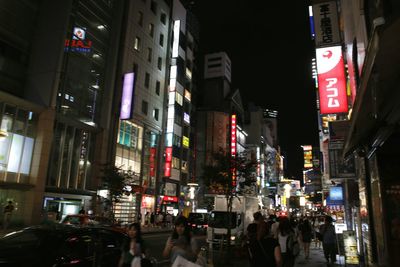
[{"left": 295, "top": 246, "right": 349, "bottom": 267}]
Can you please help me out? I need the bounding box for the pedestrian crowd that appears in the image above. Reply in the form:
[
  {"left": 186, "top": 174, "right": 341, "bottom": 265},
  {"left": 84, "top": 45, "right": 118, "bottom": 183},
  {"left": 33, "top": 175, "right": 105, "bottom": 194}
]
[{"left": 244, "top": 212, "right": 338, "bottom": 267}]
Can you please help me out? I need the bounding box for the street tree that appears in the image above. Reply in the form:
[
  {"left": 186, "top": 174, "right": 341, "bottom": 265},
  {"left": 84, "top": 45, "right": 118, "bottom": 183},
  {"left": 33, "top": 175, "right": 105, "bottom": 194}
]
[
  {"left": 99, "top": 164, "right": 135, "bottom": 219},
  {"left": 202, "top": 148, "right": 258, "bottom": 254}
]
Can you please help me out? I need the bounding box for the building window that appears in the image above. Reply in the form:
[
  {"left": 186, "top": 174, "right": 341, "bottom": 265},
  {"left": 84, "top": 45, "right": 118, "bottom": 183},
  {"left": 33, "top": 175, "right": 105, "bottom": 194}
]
[
  {"left": 159, "top": 33, "right": 164, "bottom": 46},
  {"left": 157, "top": 57, "right": 162, "bottom": 70},
  {"left": 138, "top": 11, "right": 143, "bottom": 26},
  {"left": 160, "top": 12, "right": 166, "bottom": 24},
  {"left": 155, "top": 81, "right": 161, "bottom": 95},
  {"left": 144, "top": 72, "right": 150, "bottom": 88},
  {"left": 148, "top": 23, "right": 154, "bottom": 37},
  {"left": 153, "top": 108, "right": 159, "bottom": 121},
  {"left": 142, "top": 100, "right": 148, "bottom": 115},
  {"left": 150, "top": 1, "right": 157, "bottom": 14},
  {"left": 172, "top": 157, "right": 180, "bottom": 169},
  {"left": 134, "top": 37, "right": 141, "bottom": 51},
  {"left": 147, "top": 47, "right": 152, "bottom": 62}
]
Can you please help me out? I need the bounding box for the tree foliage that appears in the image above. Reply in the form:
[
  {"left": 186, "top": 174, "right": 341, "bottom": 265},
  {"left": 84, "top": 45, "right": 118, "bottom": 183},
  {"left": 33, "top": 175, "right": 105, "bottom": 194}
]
[
  {"left": 203, "top": 148, "right": 258, "bottom": 196},
  {"left": 202, "top": 148, "right": 258, "bottom": 252},
  {"left": 99, "top": 164, "right": 135, "bottom": 217}
]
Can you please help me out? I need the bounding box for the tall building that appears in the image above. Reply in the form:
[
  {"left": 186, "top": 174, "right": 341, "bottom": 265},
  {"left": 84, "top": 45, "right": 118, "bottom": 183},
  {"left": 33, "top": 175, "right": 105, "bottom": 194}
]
[
  {"left": 160, "top": 0, "right": 199, "bottom": 216},
  {"left": 110, "top": 0, "right": 171, "bottom": 224},
  {"left": 0, "top": 0, "right": 125, "bottom": 224}
]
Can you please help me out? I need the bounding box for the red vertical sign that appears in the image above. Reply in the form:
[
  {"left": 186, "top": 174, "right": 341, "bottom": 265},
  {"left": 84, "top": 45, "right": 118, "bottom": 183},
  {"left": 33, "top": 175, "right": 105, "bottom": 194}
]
[{"left": 316, "top": 46, "right": 348, "bottom": 114}]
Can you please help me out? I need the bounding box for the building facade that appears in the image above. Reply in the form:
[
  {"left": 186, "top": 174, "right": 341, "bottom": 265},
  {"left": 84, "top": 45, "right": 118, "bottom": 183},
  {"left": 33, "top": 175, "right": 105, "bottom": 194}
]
[{"left": 0, "top": 0, "right": 125, "bottom": 225}]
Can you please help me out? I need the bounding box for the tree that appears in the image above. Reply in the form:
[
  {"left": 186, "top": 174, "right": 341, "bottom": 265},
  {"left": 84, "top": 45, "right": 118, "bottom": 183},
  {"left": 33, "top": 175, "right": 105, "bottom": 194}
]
[
  {"left": 202, "top": 148, "right": 258, "bottom": 258},
  {"left": 99, "top": 164, "right": 134, "bottom": 219}
]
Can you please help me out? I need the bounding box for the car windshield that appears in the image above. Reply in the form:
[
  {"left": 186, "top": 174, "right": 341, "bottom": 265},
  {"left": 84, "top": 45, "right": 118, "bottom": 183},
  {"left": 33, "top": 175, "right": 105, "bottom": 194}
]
[
  {"left": 0, "top": 230, "right": 42, "bottom": 249},
  {"left": 188, "top": 213, "right": 208, "bottom": 224},
  {"left": 208, "top": 211, "right": 237, "bottom": 228}
]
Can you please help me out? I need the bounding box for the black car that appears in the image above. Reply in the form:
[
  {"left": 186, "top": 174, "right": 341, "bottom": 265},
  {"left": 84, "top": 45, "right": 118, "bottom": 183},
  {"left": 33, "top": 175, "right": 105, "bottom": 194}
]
[
  {"left": 188, "top": 212, "right": 209, "bottom": 235},
  {"left": 0, "top": 224, "right": 129, "bottom": 267}
]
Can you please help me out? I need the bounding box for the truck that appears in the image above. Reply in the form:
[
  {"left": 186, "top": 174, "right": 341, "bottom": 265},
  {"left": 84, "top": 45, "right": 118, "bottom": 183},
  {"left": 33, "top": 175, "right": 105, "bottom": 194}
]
[{"left": 207, "top": 195, "right": 259, "bottom": 247}]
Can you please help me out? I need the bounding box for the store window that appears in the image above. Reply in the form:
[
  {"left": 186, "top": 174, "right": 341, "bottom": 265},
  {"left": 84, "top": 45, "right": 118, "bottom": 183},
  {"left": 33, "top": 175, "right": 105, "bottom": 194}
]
[
  {"left": 0, "top": 103, "right": 37, "bottom": 184},
  {"left": 115, "top": 121, "right": 143, "bottom": 174}
]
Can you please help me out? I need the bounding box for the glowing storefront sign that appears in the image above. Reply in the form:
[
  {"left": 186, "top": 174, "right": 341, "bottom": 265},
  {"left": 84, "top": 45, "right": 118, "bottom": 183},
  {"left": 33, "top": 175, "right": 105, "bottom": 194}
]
[
  {"left": 316, "top": 46, "right": 348, "bottom": 114},
  {"left": 183, "top": 113, "right": 190, "bottom": 124},
  {"left": 65, "top": 27, "right": 93, "bottom": 53},
  {"left": 150, "top": 148, "right": 156, "bottom": 177},
  {"left": 163, "top": 196, "right": 178, "bottom": 202},
  {"left": 231, "top": 114, "right": 237, "bottom": 186},
  {"left": 182, "top": 136, "right": 189, "bottom": 148},
  {"left": 172, "top": 20, "right": 181, "bottom": 58},
  {"left": 120, "top": 72, "right": 135, "bottom": 120}
]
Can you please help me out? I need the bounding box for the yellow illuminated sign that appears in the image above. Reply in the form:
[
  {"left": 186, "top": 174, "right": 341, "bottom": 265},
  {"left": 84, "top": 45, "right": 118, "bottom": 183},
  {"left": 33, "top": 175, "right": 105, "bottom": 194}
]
[{"left": 182, "top": 136, "right": 189, "bottom": 148}]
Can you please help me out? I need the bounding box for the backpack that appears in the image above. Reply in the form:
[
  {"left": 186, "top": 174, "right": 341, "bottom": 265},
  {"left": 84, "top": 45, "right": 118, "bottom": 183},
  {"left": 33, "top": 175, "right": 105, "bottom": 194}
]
[{"left": 286, "top": 232, "right": 300, "bottom": 257}]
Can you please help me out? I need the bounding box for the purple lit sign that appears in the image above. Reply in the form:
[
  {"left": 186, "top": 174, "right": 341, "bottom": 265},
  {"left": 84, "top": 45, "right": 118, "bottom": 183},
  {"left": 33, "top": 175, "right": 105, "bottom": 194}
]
[{"left": 120, "top": 72, "right": 135, "bottom": 120}]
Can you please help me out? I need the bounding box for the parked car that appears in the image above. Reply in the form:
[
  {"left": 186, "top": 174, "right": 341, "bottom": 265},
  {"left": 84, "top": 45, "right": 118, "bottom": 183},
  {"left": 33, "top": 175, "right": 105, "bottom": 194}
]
[
  {"left": 188, "top": 212, "right": 209, "bottom": 235},
  {"left": 0, "top": 224, "right": 129, "bottom": 267},
  {"left": 60, "top": 214, "right": 126, "bottom": 233}
]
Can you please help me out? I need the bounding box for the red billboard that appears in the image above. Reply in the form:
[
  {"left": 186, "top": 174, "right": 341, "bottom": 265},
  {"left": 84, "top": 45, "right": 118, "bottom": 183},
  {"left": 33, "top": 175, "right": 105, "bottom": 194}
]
[{"left": 316, "top": 46, "right": 348, "bottom": 114}]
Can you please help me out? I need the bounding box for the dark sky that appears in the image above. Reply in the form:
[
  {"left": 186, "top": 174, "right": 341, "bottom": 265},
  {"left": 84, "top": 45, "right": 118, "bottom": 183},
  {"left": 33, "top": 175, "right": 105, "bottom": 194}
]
[{"left": 191, "top": 1, "right": 319, "bottom": 180}]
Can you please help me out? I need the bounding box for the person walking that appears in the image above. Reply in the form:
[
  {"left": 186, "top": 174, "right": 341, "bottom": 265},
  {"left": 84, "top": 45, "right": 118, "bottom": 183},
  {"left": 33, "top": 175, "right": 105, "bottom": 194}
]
[
  {"left": 3, "top": 201, "right": 14, "bottom": 230},
  {"left": 246, "top": 222, "right": 282, "bottom": 267},
  {"left": 276, "top": 217, "right": 297, "bottom": 267},
  {"left": 320, "top": 215, "right": 337, "bottom": 264},
  {"left": 253, "top": 211, "right": 268, "bottom": 240},
  {"left": 163, "top": 215, "right": 196, "bottom": 264},
  {"left": 299, "top": 218, "right": 313, "bottom": 259},
  {"left": 118, "top": 222, "right": 147, "bottom": 267}
]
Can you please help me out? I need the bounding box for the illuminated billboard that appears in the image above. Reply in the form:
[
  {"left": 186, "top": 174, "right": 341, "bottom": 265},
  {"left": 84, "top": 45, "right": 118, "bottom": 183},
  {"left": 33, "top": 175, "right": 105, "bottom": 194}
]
[
  {"left": 120, "top": 73, "right": 135, "bottom": 120},
  {"left": 316, "top": 46, "right": 348, "bottom": 114},
  {"left": 65, "top": 27, "right": 92, "bottom": 53},
  {"left": 302, "top": 145, "right": 313, "bottom": 169}
]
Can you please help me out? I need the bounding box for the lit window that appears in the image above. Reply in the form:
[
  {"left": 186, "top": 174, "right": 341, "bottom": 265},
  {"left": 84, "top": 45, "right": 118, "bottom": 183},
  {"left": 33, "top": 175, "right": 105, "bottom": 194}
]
[
  {"left": 134, "top": 37, "right": 141, "bottom": 51},
  {"left": 153, "top": 108, "right": 159, "bottom": 121}
]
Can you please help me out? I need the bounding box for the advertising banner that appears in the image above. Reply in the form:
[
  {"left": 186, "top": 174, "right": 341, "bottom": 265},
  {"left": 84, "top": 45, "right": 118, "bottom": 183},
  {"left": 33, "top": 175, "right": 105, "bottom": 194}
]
[
  {"left": 312, "top": 1, "right": 340, "bottom": 47},
  {"left": 316, "top": 46, "right": 348, "bottom": 114}
]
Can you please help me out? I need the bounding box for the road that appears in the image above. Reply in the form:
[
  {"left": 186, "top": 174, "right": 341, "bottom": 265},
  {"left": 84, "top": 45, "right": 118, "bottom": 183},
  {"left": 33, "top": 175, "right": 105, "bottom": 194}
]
[{"left": 143, "top": 231, "right": 171, "bottom": 266}]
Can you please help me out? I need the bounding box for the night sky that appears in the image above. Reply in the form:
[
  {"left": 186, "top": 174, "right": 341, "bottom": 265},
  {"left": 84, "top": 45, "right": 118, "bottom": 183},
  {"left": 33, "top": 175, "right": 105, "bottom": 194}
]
[{"left": 192, "top": 1, "right": 319, "bottom": 180}]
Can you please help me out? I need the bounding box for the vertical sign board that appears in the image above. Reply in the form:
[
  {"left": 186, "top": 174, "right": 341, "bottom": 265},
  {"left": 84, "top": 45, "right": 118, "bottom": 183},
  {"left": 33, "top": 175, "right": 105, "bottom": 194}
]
[
  {"left": 120, "top": 73, "right": 135, "bottom": 120},
  {"left": 328, "top": 139, "right": 356, "bottom": 179},
  {"left": 312, "top": 1, "right": 341, "bottom": 47},
  {"left": 343, "top": 230, "right": 360, "bottom": 265},
  {"left": 316, "top": 46, "right": 348, "bottom": 114},
  {"left": 231, "top": 114, "right": 237, "bottom": 187}
]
